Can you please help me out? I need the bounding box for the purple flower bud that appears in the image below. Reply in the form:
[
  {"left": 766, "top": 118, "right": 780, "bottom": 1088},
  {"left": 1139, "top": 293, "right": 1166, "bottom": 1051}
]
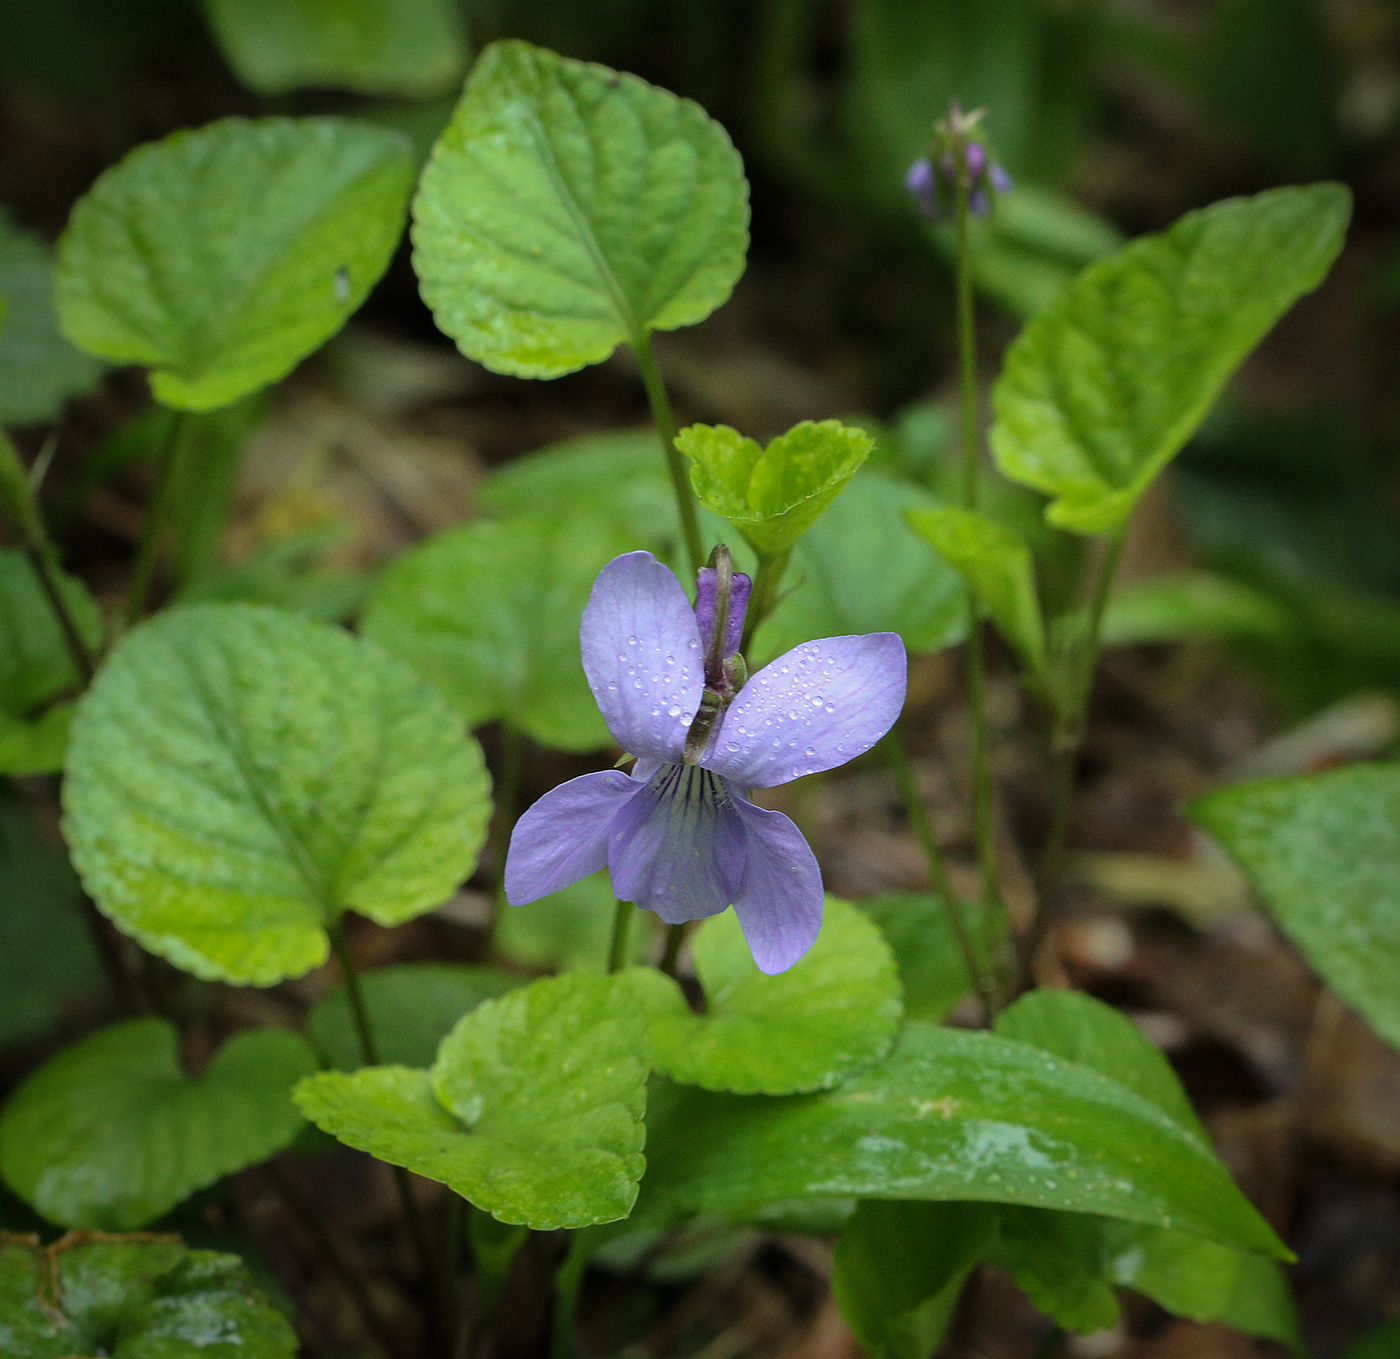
[
  {"left": 965, "top": 142, "right": 987, "bottom": 179},
  {"left": 989, "top": 164, "right": 1013, "bottom": 195},
  {"left": 969, "top": 187, "right": 991, "bottom": 217},
  {"left": 905, "top": 156, "right": 941, "bottom": 221}
]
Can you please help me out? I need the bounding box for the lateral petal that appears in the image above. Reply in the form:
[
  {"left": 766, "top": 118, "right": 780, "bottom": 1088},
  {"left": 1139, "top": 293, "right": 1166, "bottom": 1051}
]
[{"left": 731, "top": 798, "right": 825, "bottom": 974}]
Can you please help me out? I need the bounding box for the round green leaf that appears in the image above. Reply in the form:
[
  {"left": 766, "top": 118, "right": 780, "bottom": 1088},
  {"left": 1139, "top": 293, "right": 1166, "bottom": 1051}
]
[
  {"left": 63, "top": 602, "right": 491, "bottom": 985},
  {"left": 294, "top": 971, "right": 650, "bottom": 1228},
  {"left": 676, "top": 420, "right": 873, "bottom": 559},
  {"left": 638, "top": 897, "right": 903, "bottom": 1095},
  {"left": 412, "top": 39, "right": 749, "bottom": 377},
  {"left": 362, "top": 513, "right": 632, "bottom": 750},
  {"left": 0, "top": 1019, "right": 316, "bottom": 1229},
  {"left": 0, "top": 547, "right": 101, "bottom": 776},
  {"left": 0, "top": 1234, "right": 297, "bottom": 1358},
  {"left": 308, "top": 962, "right": 523, "bottom": 1070},
  {"left": 990, "top": 184, "right": 1351, "bottom": 534},
  {"left": 203, "top": 0, "right": 466, "bottom": 97},
  {"left": 56, "top": 117, "right": 414, "bottom": 411}
]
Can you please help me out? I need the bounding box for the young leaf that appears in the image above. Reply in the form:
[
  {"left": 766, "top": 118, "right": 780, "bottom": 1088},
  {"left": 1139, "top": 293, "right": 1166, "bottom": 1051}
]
[
  {"left": 412, "top": 39, "right": 749, "bottom": 377},
  {"left": 831, "top": 1200, "right": 995, "bottom": 1359},
  {"left": 362, "top": 513, "right": 633, "bottom": 750},
  {"left": 56, "top": 117, "right": 414, "bottom": 411},
  {"left": 0, "top": 1233, "right": 298, "bottom": 1358},
  {"left": 676, "top": 420, "right": 873, "bottom": 559},
  {"left": 309, "top": 963, "right": 522, "bottom": 1070},
  {"left": 63, "top": 603, "right": 491, "bottom": 985},
  {"left": 0, "top": 215, "right": 102, "bottom": 425},
  {"left": 0, "top": 548, "right": 101, "bottom": 776},
  {"left": 637, "top": 897, "right": 903, "bottom": 1095},
  {"left": 634, "top": 1020, "right": 1285, "bottom": 1258},
  {"left": 0, "top": 1019, "right": 315, "bottom": 1229},
  {"left": 495, "top": 870, "right": 660, "bottom": 973},
  {"left": 1101, "top": 570, "right": 1292, "bottom": 647},
  {"left": 294, "top": 971, "right": 651, "bottom": 1228},
  {"left": 203, "top": 0, "right": 466, "bottom": 97},
  {"left": 990, "top": 184, "right": 1351, "bottom": 534},
  {"left": 906, "top": 506, "right": 1046, "bottom": 676},
  {"left": 1192, "top": 763, "right": 1400, "bottom": 1051},
  {"left": 752, "top": 471, "right": 966, "bottom": 663}
]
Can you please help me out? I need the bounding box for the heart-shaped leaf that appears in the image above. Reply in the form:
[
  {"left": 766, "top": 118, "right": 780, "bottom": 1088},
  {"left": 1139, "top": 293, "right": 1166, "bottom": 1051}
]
[
  {"left": 752, "top": 472, "right": 965, "bottom": 663},
  {"left": 990, "top": 184, "right": 1351, "bottom": 534},
  {"left": 362, "top": 513, "right": 632, "bottom": 750},
  {"left": 635, "top": 897, "right": 902, "bottom": 1094},
  {"left": 0, "top": 1019, "right": 316, "bottom": 1229},
  {"left": 676, "top": 420, "right": 873, "bottom": 559},
  {"left": 1192, "top": 763, "right": 1400, "bottom": 1051},
  {"left": 203, "top": 0, "right": 467, "bottom": 97},
  {"left": 295, "top": 971, "right": 650, "bottom": 1229},
  {"left": 309, "top": 963, "right": 523, "bottom": 1070},
  {"left": 0, "top": 215, "right": 102, "bottom": 425},
  {"left": 0, "top": 1233, "right": 297, "bottom": 1358},
  {"left": 412, "top": 39, "right": 749, "bottom": 377},
  {"left": 906, "top": 506, "right": 1046, "bottom": 677},
  {"left": 634, "top": 1020, "right": 1285, "bottom": 1258},
  {"left": 63, "top": 602, "right": 491, "bottom": 985},
  {"left": 0, "top": 547, "right": 101, "bottom": 776},
  {"left": 56, "top": 116, "right": 414, "bottom": 411}
]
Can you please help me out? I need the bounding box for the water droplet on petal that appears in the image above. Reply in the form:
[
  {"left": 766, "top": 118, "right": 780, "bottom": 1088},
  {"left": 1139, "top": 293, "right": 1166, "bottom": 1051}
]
[
  {"left": 824, "top": 704, "right": 835, "bottom": 713},
  {"left": 667, "top": 705, "right": 682, "bottom": 717},
  {"left": 627, "top": 635, "right": 638, "bottom": 645},
  {"left": 805, "top": 746, "right": 815, "bottom": 757}
]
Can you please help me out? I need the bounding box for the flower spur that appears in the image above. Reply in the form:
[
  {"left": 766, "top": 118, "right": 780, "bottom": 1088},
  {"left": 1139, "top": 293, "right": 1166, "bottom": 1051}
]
[{"left": 504, "top": 549, "right": 907, "bottom": 973}]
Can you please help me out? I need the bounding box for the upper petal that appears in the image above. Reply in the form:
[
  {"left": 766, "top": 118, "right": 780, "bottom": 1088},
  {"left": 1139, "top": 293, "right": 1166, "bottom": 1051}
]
[
  {"left": 580, "top": 551, "right": 705, "bottom": 764},
  {"left": 704, "top": 634, "right": 908, "bottom": 788},
  {"left": 608, "top": 763, "right": 746, "bottom": 925},
  {"left": 504, "top": 770, "right": 641, "bottom": 906},
  {"left": 731, "top": 798, "right": 824, "bottom": 974}
]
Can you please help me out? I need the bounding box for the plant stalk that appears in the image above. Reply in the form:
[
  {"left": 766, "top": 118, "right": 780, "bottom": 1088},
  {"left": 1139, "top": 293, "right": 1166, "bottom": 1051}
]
[
  {"left": 549, "top": 1233, "right": 591, "bottom": 1359},
  {"left": 659, "top": 922, "right": 688, "bottom": 977},
  {"left": 607, "top": 898, "right": 635, "bottom": 972},
  {"left": 632, "top": 330, "right": 704, "bottom": 576},
  {"left": 740, "top": 548, "right": 790, "bottom": 654},
  {"left": 125, "top": 410, "right": 190, "bottom": 627}
]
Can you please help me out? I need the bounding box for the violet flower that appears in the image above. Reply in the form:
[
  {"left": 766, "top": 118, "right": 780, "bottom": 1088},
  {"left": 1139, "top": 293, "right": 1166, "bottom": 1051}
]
[{"left": 504, "top": 550, "right": 907, "bottom": 973}]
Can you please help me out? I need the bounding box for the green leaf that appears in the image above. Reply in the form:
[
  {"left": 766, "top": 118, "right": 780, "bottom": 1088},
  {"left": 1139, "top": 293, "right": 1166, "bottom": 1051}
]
[
  {"left": 412, "top": 39, "right": 749, "bottom": 377},
  {"left": 752, "top": 471, "right": 966, "bottom": 663},
  {"left": 0, "top": 215, "right": 102, "bottom": 425},
  {"left": 906, "top": 506, "right": 1046, "bottom": 676},
  {"left": 636, "top": 897, "right": 902, "bottom": 1095},
  {"left": 0, "top": 1233, "right": 297, "bottom": 1358},
  {"left": 0, "top": 802, "right": 99, "bottom": 1050},
  {"left": 203, "top": 0, "right": 466, "bottom": 97},
  {"left": 56, "top": 117, "right": 414, "bottom": 411},
  {"left": 677, "top": 420, "right": 873, "bottom": 559},
  {"left": 860, "top": 893, "right": 999, "bottom": 1022},
  {"left": 992, "top": 1206, "right": 1121, "bottom": 1334},
  {"left": 634, "top": 1020, "right": 1284, "bottom": 1257},
  {"left": 1346, "top": 1319, "right": 1400, "bottom": 1359},
  {"left": 1101, "top": 571, "right": 1293, "bottom": 647},
  {"left": 362, "top": 513, "right": 631, "bottom": 750},
  {"left": 309, "top": 963, "right": 523, "bottom": 1070},
  {"left": 495, "top": 870, "right": 659, "bottom": 973},
  {"left": 990, "top": 184, "right": 1352, "bottom": 534},
  {"left": 63, "top": 602, "right": 491, "bottom": 986},
  {"left": 0, "top": 1019, "right": 315, "bottom": 1230},
  {"left": 1192, "top": 763, "right": 1400, "bottom": 1051},
  {"left": 294, "top": 971, "right": 650, "bottom": 1228},
  {"left": 0, "top": 548, "right": 101, "bottom": 776},
  {"left": 832, "top": 1200, "right": 994, "bottom": 1359}
]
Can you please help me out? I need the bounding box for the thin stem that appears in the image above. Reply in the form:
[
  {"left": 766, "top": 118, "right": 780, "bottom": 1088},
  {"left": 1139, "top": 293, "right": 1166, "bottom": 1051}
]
[
  {"left": 884, "top": 730, "right": 993, "bottom": 1023},
  {"left": 125, "top": 410, "right": 189, "bottom": 627},
  {"left": 632, "top": 331, "right": 703, "bottom": 576},
  {"left": 740, "top": 549, "right": 790, "bottom": 654},
  {"left": 659, "top": 922, "right": 688, "bottom": 977},
  {"left": 607, "top": 898, "right": 635, "bottom": 972},
  {"left": 26, "top": 545, "right": 96, "bottom": 684},
  {"left": 441, "top": 1193, "right": 465, "bottom": 1354},
  {"left": 549, "top": 1233, "right": 590, "bottom": 1359}
]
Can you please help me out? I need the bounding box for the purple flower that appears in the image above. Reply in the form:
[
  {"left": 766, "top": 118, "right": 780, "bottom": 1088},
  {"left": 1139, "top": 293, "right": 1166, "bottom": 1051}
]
[
  {"left": 906, "top": 156, "right": 940, "bottom": 221},
  {"left": 504, "top": 551, "right": 907, "bottom": 973}
]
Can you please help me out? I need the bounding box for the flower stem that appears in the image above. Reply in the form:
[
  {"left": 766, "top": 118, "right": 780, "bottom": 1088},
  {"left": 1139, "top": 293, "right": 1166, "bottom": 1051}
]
[
  {"left": 884, "top": 729, "right": 995, "bottom": 1023},
  {"left": 632, "top": 330, "right": 704, "bottom": 576},
  {"left": 740, "top": 548, "right": 790, "bottom": 654},
  {"left": 659, "top": 922, "right": 688, "bottom": 977},
  {"left": 126, "top": 410, "right": 191, "bottom": 627},
  {"left": 607, "top": 898, "right": 635, "bottom": 972},
  {"left": 549, "top": 1232, "right": 590, "bottom": 1359}
]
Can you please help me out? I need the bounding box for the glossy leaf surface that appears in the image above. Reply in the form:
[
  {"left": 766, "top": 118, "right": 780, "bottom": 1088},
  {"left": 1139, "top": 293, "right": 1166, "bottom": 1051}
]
[
  {"left": 413, "top": 40, "right": 748, "bottom": 377},
  {"left": 64, "top": 603, "right": 491, "bottom": 985}
]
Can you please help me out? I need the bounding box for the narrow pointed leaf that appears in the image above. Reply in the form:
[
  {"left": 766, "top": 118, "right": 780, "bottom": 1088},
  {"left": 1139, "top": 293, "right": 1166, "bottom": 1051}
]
[
  {"left": 412, "top": 39, "right": 749, "bottom": 377},
  {"left": 63, "top": 603, "right": 491, "bottom": 985},
  {"left": 0, "top": 1019, "right": 315, "bottom": 1229}
]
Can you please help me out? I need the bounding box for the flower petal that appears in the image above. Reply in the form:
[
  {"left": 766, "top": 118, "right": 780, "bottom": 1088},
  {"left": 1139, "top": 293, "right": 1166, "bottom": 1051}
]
[
  {"left": 608, "top": 764, "right": 746, "bottom": 924},
  {"left": 695, "top": 566, "right": 751, "bottom": 659},
  {"left": 580, "top": 551, "right": 705, "bottom": 763},
  {"left": 504, "top": 770, "right": 641, "bottom": 906},
  {"left": 731, "top": 799, "right": 824, "bottom": 973},
  {"left": 705, "top": 633, "right": 908, "bottom": 788}
]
